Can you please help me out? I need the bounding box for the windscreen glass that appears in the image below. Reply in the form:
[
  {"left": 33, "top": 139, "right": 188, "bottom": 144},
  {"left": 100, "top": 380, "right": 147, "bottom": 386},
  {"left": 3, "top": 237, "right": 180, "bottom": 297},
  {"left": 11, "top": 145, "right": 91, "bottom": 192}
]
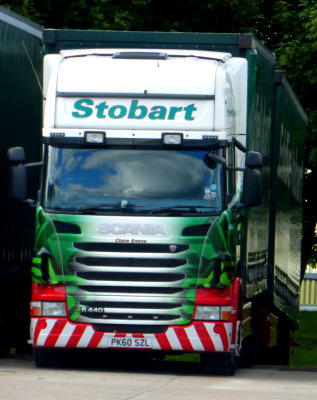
[{"left": 43, "top": 147, "right": 224, "bottom": 215}]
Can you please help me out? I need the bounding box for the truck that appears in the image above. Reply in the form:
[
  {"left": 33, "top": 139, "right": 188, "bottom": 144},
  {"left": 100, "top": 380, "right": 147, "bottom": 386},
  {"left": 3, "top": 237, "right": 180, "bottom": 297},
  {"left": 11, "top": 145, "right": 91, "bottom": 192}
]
[
  {"left": 0, "top": 6, "right": 42, "bottom": 356},
  {"left": 8, "top": 30, "right": 307, "bottom": 375}
]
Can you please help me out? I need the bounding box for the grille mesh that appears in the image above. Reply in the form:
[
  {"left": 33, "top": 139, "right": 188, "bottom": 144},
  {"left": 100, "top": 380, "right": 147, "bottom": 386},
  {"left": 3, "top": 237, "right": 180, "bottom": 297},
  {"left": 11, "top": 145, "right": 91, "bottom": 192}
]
[{"left": 69, "top": 241, "right": 194, "bottom": 328}]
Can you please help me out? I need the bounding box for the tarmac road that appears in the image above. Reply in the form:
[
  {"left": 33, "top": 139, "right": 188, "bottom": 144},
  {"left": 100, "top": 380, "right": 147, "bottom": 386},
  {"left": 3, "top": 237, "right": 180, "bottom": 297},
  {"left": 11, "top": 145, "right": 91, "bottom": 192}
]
[{"left": 0, "top": 353, "right": 317, "bottom": 400}]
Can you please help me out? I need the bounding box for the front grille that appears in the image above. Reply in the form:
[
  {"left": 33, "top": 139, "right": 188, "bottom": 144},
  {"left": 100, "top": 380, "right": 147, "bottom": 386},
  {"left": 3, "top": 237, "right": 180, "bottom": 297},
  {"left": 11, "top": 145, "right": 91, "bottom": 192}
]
[
  {"left": 83, "top": 312, "right": 178, "bottom": 321},
  {"left": 69, "top": 241, "right": 196, "bottom": 327},
  {"left": 74, "top": 242, "right": 189, "bottom": 253},
  {"left": 78, "top": 286, "right": 181, "bottom": 295},
  {"left": 81, "top": 301, "right": 183, "bottom": 309},
  {"left": 75, "top": 271, "right": 185, "bottom": 282},
  {"left": 74, "top": 257, "right": 186, "bottom": 268}
]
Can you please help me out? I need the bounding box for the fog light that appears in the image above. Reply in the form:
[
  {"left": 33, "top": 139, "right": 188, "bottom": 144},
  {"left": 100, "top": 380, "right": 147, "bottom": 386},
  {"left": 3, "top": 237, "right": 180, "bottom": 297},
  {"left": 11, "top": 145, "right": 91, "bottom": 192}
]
[
  {"left": 162, "top": 133, "right": 183, "bottom": 145},
  {"left": 85, "top": 131, "right": 105, "bottom": 143}
]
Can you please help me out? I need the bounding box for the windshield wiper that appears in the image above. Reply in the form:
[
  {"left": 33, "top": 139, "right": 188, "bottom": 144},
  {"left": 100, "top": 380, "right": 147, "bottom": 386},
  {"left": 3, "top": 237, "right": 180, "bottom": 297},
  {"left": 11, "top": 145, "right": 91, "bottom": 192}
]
[
  {"left": 149, "top": 205, "right": 215, "bottom": 215},
  {"left": 75, "top": 202, "right": 143, "bottom": 213}
]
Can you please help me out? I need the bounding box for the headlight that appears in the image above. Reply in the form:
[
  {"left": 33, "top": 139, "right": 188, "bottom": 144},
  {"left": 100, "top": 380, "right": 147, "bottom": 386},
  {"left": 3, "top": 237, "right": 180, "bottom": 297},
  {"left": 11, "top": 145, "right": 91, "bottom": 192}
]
[
  {"left": 42, "top": 302, "right": 67, "bottom": 316},
  {"left": 31, "top": 301, "right": 67, "bottom": 317},
  {"left": 162, "top": 133, "right": 183, "bottom": 145},
  {"left": 195, "top": 305, "right": 231, "bottom": 321},
  {"left": 85, "top": 131, "right": 105, "bottom": 144}
]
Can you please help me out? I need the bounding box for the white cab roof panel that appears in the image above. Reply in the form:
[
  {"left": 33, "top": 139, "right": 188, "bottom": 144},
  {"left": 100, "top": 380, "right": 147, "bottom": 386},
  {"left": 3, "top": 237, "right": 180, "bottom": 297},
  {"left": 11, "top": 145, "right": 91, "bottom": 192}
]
[{"left": 56, "top": 48, "right": 229, "bottom": 96}]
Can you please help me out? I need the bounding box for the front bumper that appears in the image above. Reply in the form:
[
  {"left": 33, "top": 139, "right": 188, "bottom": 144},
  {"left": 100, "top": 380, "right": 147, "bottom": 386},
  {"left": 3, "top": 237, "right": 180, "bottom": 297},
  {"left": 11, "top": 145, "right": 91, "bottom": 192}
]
[{"left": 31, "top": 317, "right": 237, "bottom": 353}]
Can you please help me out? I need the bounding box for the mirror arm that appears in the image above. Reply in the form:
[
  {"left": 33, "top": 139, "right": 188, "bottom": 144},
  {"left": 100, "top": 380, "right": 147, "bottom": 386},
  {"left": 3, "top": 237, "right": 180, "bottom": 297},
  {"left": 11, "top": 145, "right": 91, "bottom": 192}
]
[
  {"left": 232, "top": 204, "right": 246, "bottom": 212},
  {"left": 25, "top": 162, "right": 43, "bottom": 168},
  {"left": 232, "top": 137, "right": 246, "bottom": 153},
  {"left": 23, "top": 199, "right": 37, "bottom": 207},
  {"left": 226, "top": 166, "right": 246, "bottom": 172}
]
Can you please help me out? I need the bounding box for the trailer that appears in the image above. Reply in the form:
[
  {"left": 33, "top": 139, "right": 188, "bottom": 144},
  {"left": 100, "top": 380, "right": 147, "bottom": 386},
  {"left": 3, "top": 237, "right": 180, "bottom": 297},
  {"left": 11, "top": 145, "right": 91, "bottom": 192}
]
[{"left": 0, "top": 6, "right": 42, "bottom": 356}]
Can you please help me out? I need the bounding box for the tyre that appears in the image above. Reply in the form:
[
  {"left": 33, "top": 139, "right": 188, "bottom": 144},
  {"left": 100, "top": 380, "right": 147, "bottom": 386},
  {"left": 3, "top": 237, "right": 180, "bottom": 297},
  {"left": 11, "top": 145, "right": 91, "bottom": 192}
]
[
  {"left": 0, "top": 338, "right": 11, "bottom": 358},
  {"left": 202, "top": 352, "right": 237, "bottom": 376},
  {"left": 238, "top": 333, "right": 257, "bottom": 367},
  {"left": 0, "top": 313, "right": 11, "bottom": 357},
  {"left": 275, "top": 319, "right": 291, "bottom": 365},
  {"left": 33, "top": 347, "right": 61, "bottom": 368}
]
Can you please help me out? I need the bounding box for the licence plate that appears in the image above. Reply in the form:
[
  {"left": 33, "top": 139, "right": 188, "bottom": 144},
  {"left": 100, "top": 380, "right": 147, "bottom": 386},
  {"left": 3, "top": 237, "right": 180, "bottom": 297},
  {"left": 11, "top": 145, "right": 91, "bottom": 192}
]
[{"left": 107, "top": 337, "right": 152, "bottom": 349}]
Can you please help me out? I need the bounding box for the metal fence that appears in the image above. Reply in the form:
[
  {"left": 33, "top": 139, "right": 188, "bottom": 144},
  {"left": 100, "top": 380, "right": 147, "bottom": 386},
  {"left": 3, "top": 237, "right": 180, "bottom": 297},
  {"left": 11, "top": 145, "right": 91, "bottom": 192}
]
[{"left": 300, "top": 273, "right": 317, "bottom": 310}]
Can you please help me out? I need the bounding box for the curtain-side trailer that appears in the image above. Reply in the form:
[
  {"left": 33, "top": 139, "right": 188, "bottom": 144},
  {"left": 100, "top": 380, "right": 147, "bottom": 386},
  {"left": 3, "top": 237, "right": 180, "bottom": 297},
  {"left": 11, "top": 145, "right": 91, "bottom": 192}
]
[{"left": 0, "top": 6, "right": 42, "bottom": 356}]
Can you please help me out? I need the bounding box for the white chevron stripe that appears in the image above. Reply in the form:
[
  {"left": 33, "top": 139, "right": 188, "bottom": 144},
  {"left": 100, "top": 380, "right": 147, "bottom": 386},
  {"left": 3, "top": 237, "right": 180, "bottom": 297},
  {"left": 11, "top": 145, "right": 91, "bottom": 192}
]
[
  {"left": 166, "top": 328, "right": 183, "bottom": 350},
  {"left": 30, "top": 318, "right": 37, "bottom": 345},
  {"left": 204, "top": 323, "right": 224, "bottom": 351},
  {"left": 185, "top": 326, "right": 204, "bottom": 351},
  {"left": 76, "top": 326, "right": 95, "bottom": 347},
  {"left": 36, "top": 319, "right": 57, "bottom": 347},
  {"left": 55, "top": 322, "right": 77, "bottom": 347},
  {"left": 224, "top": 322, "right": 233, "bottom": 348}
]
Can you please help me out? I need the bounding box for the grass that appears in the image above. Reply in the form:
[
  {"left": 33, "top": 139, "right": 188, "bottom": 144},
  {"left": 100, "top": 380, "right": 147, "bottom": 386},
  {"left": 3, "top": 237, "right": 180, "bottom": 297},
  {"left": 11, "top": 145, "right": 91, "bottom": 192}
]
[{"left": 290, "top": 311, "right": 317, "bottom": 367}]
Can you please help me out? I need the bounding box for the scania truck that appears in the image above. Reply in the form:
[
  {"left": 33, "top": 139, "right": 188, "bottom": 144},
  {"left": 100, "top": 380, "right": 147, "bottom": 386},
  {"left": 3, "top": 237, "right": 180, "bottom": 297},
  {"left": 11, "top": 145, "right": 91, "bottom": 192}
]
[
  {"left": 0, "top": 6, "right": 42, "bottom": 356},
  {"left": 8, "top": 30, "right": 307, "bottom": 375}
]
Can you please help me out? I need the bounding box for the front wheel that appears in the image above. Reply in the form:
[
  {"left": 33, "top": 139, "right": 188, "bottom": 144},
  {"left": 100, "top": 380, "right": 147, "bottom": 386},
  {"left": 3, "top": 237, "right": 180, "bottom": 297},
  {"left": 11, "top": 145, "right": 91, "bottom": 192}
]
[
  {"left": 201, "top": 352, "right": 237, "bottom": 376},
  {"left": 33, "top": 347, "right": 61, "bottom": 368}
]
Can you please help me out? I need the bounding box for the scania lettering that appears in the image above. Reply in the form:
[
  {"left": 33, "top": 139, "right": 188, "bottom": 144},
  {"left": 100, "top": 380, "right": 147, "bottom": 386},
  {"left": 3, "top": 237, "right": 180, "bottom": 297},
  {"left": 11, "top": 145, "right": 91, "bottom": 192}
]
[
  {"left": 96, "top": 222, "right": 166, "bottom": 235},
  {"left": 8, "top": 31, "right": 306, "bottom": 375}
]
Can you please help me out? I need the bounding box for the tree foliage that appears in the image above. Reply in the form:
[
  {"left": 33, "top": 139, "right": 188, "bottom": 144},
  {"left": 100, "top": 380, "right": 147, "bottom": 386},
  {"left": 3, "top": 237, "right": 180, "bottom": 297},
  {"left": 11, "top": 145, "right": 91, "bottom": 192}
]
[
  {"left": 268, "top": 1, "right": 317, "bottom": 153},
  {"left": 3, "top": 0, "right": 262, "bottom": 32},
  {"left": 3, "top": 0, "right": 317, "bottom": 264},
  {"left": 269, "top": 0, "right": 317, "bottom": 266}
]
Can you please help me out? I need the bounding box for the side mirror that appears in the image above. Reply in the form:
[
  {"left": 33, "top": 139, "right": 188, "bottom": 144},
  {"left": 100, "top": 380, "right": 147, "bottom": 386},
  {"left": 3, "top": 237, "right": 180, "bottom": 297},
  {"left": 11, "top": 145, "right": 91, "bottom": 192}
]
[
  {"left": 204, "top": 148, "right": 263, "bottom": 210},
  {"left": 7, "top": 147, "right": 27, "bottom": 201},
  {"left": 9, "top": 164, "right": 27, "bottom": 201},
  {"left": 243, "top": 169, "right": 262, "bottom": 207},
  {"left": 7, "top": 147, "right": 43, "bottom": 203},
  {"left": 246, "top": 151, "right": 263, "bottom": 169},
  {"left": 7, "top": 147, "right": 26, "bottom": 164}
]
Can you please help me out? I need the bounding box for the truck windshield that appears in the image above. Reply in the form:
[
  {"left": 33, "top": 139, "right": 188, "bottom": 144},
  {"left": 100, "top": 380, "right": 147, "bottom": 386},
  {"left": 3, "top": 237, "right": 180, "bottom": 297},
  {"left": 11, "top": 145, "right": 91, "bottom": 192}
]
[{"left": 43, "top": 147, "right": 224, "bottom": 215}]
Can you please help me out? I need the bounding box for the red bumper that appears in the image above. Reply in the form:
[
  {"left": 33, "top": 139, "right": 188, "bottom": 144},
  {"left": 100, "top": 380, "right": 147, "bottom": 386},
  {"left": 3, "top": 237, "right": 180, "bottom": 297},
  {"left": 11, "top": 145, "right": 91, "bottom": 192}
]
[{"left": 31, "top": 318, "right": 238, "bottom": 353}]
